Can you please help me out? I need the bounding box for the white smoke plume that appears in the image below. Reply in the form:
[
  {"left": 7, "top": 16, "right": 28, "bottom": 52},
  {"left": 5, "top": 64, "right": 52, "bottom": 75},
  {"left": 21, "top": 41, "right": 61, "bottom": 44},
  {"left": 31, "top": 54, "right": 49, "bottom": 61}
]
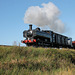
[{"left": 24, "top": 2, "right": 65, "bottom": 33}]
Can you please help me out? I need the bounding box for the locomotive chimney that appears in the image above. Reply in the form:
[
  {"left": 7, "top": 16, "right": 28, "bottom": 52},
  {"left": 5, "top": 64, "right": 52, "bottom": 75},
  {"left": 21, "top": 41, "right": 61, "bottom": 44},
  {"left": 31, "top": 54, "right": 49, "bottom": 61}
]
[{"left": 29, "top": 24, "right": 32, "bottom": 30}]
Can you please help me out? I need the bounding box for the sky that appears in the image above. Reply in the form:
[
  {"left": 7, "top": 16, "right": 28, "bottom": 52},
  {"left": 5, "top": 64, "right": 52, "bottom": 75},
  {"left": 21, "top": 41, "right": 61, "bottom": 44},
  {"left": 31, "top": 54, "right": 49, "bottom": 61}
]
[{"left": 0, "top": 0, "right": 75, "bottom": 46}]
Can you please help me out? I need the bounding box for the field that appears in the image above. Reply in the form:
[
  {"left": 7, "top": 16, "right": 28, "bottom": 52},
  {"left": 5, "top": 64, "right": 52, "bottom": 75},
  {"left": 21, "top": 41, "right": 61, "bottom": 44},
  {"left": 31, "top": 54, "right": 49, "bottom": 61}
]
[{"left": 0, "top": 46, "right": 75, "bottom": 75}]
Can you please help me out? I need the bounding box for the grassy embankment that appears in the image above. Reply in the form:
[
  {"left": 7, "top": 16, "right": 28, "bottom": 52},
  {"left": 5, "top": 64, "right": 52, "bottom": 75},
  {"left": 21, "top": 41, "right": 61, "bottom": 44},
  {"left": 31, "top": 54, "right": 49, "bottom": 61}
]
[{"left": 0, "top": 46, "right": 75, "bottom": 75}]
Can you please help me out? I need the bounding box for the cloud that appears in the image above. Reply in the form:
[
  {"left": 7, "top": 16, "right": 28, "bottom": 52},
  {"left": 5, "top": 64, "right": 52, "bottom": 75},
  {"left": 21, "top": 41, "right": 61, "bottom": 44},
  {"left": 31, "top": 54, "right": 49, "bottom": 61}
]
[{"left": 24, "top": 2, "right": 65, "bottom": 33}]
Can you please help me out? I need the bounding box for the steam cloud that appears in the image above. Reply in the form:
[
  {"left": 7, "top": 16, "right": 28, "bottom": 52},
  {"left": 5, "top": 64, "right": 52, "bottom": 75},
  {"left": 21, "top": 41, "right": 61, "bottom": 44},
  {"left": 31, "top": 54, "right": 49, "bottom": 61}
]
[{"left": 24, "top": 2, "right": 65, "bottom": 33}]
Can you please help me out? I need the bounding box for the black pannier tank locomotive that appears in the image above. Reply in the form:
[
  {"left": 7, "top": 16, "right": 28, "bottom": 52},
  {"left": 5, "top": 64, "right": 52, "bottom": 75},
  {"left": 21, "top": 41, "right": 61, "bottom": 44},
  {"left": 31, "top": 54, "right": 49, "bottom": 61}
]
[{"left": 21, "top": 25, "right": 74, "bottom": 48}]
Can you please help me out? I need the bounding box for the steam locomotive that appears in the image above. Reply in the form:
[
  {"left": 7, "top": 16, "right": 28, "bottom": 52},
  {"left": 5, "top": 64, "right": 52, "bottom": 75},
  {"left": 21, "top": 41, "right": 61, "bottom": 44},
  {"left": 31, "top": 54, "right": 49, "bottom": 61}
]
[{"left": 21, "top": 25, "right": 75, "bottom": 48}]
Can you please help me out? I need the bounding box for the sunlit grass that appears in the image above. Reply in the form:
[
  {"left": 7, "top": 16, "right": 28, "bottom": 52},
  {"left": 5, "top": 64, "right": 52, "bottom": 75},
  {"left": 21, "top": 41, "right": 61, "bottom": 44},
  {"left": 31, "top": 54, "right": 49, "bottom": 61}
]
[{"left": 0, "top": 46, "right": 75, "bottom": 75}]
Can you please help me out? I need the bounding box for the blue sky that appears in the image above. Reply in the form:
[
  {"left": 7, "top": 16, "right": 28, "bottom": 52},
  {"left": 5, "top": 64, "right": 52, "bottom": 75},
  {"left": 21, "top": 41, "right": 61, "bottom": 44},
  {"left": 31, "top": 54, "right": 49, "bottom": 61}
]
[{"left": 0, "top": 0, "right": 75, "bottom": 46}]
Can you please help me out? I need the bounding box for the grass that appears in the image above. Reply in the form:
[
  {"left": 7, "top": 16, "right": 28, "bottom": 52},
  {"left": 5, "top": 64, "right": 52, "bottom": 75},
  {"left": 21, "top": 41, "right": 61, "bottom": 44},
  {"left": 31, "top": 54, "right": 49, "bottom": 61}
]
[{"left": 0, "top": 46, "right": 75, "bottom": 75}]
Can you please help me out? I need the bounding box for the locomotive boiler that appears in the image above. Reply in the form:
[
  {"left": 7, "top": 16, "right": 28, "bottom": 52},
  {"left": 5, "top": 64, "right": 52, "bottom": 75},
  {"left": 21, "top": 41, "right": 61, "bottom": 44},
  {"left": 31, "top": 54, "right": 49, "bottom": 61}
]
[{"left": 21, "top": 25, "right": 75, "bottom": 48}]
